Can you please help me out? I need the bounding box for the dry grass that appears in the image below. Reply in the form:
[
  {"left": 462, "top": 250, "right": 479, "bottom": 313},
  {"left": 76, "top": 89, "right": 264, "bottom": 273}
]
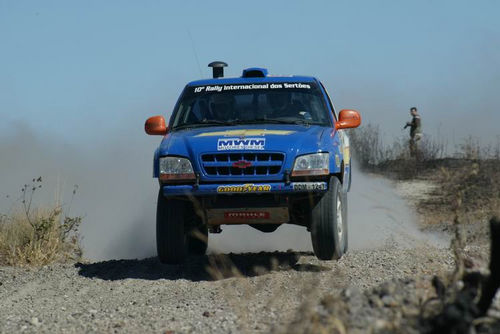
[
  {"left": 348, "top": 123, "right": 447, "bottom": 171},
  {"left": 415, "top": 160, "right": 500, "bottom": 226},
  {"left": 0, "top": 178, "right": 82, "bottom": 266}
]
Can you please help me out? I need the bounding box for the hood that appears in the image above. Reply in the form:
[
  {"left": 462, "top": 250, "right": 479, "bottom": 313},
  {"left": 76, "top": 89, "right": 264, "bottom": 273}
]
[
  {"left": 160, "top": 124, "right": 327, "bottom": 156},
  {"left": 159, "top": 124, "right": 330, "bottom": 177}
]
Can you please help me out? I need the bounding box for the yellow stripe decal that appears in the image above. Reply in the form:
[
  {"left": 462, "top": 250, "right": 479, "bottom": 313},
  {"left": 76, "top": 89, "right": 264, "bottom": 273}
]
[{"left": 196, "top": 129, "right": 295, "bottom": 137}]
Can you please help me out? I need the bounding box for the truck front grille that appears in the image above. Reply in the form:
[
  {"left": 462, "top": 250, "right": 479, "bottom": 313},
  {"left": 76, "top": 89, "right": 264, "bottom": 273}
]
[{"left": 201, "top": 152, "right": 285, "bottom": 176}]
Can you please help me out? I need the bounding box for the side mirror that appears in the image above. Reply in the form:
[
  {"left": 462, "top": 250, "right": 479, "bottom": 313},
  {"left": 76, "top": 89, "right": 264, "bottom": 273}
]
[
  {"left": 336, "top": 109, "right": 361, "bottom": 130},
  {"left": 145, "top": 116, "right": 168, "bottom": 135}
]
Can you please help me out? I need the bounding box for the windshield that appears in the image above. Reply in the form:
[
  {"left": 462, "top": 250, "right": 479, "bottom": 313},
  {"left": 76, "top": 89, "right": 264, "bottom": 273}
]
[{"left": 171, "top": 82, "right": 331, "bottom": 130}]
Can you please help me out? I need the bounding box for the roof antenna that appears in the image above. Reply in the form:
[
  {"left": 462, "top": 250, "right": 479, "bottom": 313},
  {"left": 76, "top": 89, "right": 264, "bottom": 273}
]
[
  {"left": 208, "top": 61, "right": 228, "bottom": 79},
  {"left": 187, "top": 29, "right": 203, "bottom": 77}
]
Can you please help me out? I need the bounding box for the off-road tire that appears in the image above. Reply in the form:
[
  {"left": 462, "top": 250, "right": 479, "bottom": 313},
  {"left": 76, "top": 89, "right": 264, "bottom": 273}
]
[
  {"left": 310, "top": 176, "right": 348, "bottom": 260},
  {"left": 343, "top": 190, "right": 348, "bottom": 253},
  {"left": 156, "top": 191, "right": 187, "bottom": 264}
]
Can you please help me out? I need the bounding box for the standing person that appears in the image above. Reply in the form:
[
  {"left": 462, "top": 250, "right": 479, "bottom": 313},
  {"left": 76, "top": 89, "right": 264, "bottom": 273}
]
[{"left": 404, "top": 107, "right": 422, "bottom": 158}]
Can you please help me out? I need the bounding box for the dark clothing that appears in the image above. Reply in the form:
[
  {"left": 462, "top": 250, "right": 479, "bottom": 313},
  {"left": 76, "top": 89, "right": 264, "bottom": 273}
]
[
  {"left": 404, "top": 114, "right": 422, "bottom": 158},
  {"left": 405, "top": 115, "right": 422, "bottom": 139}
]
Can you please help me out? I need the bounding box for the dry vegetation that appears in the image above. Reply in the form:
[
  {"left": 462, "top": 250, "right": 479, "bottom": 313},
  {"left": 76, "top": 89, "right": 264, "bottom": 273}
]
[
  {"left": 350, "top": 124, "right": 500, "bottom": 221},
  {"left": 0, "top": 177, "right": 83, "bottom": 266}
]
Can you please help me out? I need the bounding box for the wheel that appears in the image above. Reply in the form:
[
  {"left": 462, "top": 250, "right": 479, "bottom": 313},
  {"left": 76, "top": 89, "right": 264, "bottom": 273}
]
[
  {"left": 156, "top": 191, "right": 188, "bottom": 264},
  {"left": 187, "top": 224, "right": 208, "bottom": 256},
  {"left": 347, "top": 160, "right": 352, "bottom": 192},
  {"left": 310, "top": 176, "right": 348, "bottom": 260},
  {"left": 342, "top": 191, "right": 348, "bottom": 253}
]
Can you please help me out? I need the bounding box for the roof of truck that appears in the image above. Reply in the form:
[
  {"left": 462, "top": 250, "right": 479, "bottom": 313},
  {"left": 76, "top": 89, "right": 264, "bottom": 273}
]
[
  {"left": 187, "top": 75, "right": 317, "bottom": 87},
  {"left": 187, "top": 65, "right": 318, "bottom": 87}
]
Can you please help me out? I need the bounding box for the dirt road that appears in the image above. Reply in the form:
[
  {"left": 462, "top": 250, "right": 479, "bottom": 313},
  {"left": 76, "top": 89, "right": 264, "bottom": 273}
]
[
  {"left": 0, "top": 247, "right": 455, "bottom": 333},
  {"left": 0, "top": 176, "right": 484, "bottom": 333}
]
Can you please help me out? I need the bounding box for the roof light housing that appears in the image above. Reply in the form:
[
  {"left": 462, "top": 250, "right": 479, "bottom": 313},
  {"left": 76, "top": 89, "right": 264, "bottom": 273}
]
[{"left": 242, "top": 67, "right": 268, "bottom": 78}]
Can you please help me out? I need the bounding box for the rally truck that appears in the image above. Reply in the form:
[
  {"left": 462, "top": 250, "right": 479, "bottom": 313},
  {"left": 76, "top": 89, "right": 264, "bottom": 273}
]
[{"left": 145, "top": 62, "right": 361, "bottom": 264}]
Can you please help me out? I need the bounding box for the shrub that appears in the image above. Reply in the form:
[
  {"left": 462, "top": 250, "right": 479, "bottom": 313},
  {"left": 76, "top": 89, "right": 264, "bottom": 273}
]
[
  {"left": 0, "top": 177, "right": 83, "bottom": 266},
  {"left": 349, "top": 123, "right": 447, "bottom": 171},
  {"left": 348, "top": 123, "right": 386, "bottom": 169}
]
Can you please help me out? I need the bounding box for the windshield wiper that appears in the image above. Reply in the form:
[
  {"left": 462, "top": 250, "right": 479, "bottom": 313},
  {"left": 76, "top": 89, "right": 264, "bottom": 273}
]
[
  {"left": 173, "top": 118, "right": 320, "bottom": 131},
  {"left": 245, "top": 118, "right": 317, "bottom": 126},
  {"left": 173, "top": 120, "right": 236, "bottom": 130}
]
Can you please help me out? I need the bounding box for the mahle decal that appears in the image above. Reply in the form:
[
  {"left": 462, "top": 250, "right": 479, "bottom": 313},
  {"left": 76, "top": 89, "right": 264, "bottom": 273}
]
[
  {"left": 217, "top": 137, "right": 265, "bottom": 151},
  {"left": 217, "top": 184, "right": 271, "bottom": 193},
  {"left": 224, "top": 212, "right": 270, "bottom": 220}
]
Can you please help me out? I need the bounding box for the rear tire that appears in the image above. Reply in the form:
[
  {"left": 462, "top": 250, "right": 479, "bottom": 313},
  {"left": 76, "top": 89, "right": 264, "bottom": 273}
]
[
  {"left": 156, "top": 191, "right": 187, "bottom": 264},
  {"left": 310, "top": 176, "right": 347, "bottom": 260}
]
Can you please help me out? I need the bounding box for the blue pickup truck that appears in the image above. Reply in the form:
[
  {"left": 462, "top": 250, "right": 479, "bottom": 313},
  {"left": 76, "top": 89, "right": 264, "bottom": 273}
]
[{"left": 145, "top": 62, "right": 361, "bottom": 264}]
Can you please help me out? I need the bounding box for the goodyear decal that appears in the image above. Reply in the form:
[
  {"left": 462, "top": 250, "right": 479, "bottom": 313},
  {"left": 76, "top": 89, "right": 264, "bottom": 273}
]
[
  {"left": 196, "top": 129, "right": 295, "bottom": 137},
  {"left": 217, "top": 184, "right": 271, "bottom": 193},
  {"left": 218, "top": 137, "right": 265, "bottom": 151}
]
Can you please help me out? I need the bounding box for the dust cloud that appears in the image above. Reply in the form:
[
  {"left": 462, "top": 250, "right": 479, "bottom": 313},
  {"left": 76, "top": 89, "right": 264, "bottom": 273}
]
[
  {"left": 347, "top": 166, "right": 445, "bottom": 250},
  {"left": 0, "top": 125, "right": 440, "bottom": 260},
  {"left": 0, "top": 123, "right": 157, "bottom": 261},
  {"left": 210, "top": 165, "right": 444, "bottom": 254}
]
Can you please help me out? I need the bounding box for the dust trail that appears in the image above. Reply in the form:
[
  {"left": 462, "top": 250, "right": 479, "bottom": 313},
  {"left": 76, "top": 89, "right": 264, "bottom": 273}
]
[
  {"left": 0, "top": 123, "right": 158, "bottom": 261},
  {"left": 348, "top": 166, "right": 446, "bottom": 250},
  {"left": 210, "top": 166, "right": 445, "bottom": 254}
]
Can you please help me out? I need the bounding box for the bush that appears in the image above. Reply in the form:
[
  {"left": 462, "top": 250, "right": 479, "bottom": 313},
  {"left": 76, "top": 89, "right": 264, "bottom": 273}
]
[
  {"left": 349, "top": 123, "right": 446, "bottom": 170},
  {"left": 0, "top": 177, "right": 83, "bottom": 266},
  {"left": 348, "top": 123, "right": 386, "bottom": 169}
]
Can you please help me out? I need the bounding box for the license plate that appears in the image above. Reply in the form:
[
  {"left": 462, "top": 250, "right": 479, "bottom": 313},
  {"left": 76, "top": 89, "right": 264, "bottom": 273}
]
[{"left": 292, "top": 182, "right": 327, "bottom": 191}]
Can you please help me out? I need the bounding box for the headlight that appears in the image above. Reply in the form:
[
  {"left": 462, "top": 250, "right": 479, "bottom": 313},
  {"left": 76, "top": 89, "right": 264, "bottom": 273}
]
[
  {"left": 291, "top": 153, "right": 329, "bottom": 177},
  {"left": 159, "top": 156, "right": 195, "bottom": 182}
]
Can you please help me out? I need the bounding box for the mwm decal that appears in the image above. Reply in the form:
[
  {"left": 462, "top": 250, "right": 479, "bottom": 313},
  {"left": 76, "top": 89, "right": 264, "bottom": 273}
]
[{"left": 217, "top": 138, "right": 265, "bottom": 151}]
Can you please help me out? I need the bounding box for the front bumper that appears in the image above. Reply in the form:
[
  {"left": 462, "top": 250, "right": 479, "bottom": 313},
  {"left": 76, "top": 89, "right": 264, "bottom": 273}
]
[{"left": 161, "top": 181, "right": 328, "bottom": 197}]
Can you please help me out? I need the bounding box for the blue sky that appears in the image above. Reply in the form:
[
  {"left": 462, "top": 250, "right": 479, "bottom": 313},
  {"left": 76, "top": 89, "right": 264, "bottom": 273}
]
[
  {"left": 1, "top": 0, "right": 499, "bottom": 146},
  {"left": 1, "top": 0, "right": 499, "bottom": 259}
]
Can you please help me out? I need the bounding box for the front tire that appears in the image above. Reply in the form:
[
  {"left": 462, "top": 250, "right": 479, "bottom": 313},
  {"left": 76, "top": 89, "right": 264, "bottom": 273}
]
[
  {"left": 187, "top": 224, "right": 208, "bottom": 256},
  {"left": 156, "top": 191, "right": 188, "bottom": 264},
  {"left": 310, "top": 176, "right": 348, "bottom": 260}
]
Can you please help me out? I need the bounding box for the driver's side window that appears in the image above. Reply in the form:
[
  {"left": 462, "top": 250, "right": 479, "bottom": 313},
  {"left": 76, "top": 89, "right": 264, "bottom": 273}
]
[{"left": 319, "top": 82, "right": 337, "bottom": 121}]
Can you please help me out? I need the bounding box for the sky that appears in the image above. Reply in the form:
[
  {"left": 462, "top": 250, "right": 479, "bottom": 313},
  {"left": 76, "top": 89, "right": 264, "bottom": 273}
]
[
  {"left": 1, "top": 0, "right": 499, "bottom": 146},
  {"left": 0, "top": 1, "right": 499, "bottom": 259}
]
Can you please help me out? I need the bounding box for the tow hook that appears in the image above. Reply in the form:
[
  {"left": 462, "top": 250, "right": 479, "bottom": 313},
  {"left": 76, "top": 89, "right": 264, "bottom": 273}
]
[
  {"left": 285, "top": 170, "right": 291, "bottom": 185},
  {"left": 194, "top": 173, "right": 200, "bottom": 190},
  {"left": 209, "top": 225, "right": 222, "bottom": 233}
]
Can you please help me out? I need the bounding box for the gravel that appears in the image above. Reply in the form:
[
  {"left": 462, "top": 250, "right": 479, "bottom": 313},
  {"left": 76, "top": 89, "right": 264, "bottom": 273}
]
[
  {"left": 0, "top": 245, "right": 456, "bottom": 334},
  {"left": 0, "top": 178, "right": 495, "bottom": 334}
]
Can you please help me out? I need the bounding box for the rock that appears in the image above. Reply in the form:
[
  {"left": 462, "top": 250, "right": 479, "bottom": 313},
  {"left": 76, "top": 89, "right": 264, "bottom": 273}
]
[
  {"left": 382, "top": 295, "right": 399, "bottom": 307},
  {"left": 30, "top": 317, "right": 41, "bottom": 326}
]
